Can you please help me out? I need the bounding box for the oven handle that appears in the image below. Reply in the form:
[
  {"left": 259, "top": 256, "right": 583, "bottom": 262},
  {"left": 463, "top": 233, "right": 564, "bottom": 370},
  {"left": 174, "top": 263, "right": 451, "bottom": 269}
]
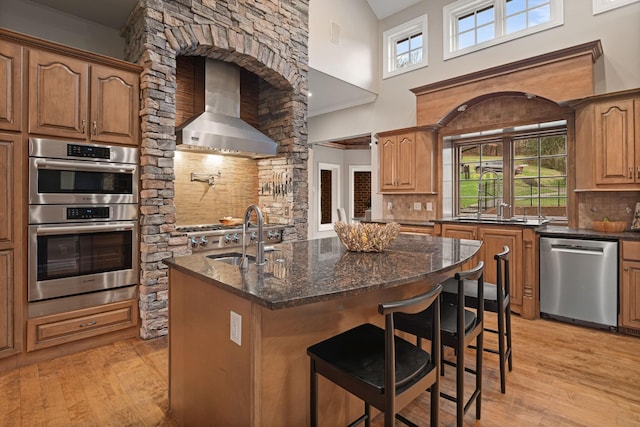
[
  {"left": 33, "top": 158, "right": 137, "bottom": 174},
  {"left": 35, "top": 223, "right": 136, "bottom": 236}
]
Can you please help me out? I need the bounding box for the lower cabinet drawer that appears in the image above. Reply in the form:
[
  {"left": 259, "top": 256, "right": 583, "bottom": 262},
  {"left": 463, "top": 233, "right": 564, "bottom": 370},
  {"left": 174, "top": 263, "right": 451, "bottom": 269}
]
[
  {"left": 27, "top": 299, "right": 139, "bottom": 351},
  {"left": 399, "top": 225, "right": 433, "bottom": 235}
]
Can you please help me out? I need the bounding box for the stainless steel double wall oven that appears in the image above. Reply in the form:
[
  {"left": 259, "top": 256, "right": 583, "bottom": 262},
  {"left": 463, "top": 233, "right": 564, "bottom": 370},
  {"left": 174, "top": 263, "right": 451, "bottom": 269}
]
[{"left": 28, "top": 138, "right": 139, "bottom": 317}]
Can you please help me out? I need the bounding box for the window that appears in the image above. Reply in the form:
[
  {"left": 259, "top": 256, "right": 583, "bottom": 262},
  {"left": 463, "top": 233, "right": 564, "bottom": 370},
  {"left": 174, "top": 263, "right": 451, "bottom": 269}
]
[
  {"left": 593, "top": 0, "right": 640, "bottom": 15},
  {"left": 383, "top": 15, "right": 428, "bottom": 79},
  {"left": 444, "top": 0, "right": 564, "bottom": 59},
  {"left": 446, "top": 120, "right": 567, "bottom": 220}
]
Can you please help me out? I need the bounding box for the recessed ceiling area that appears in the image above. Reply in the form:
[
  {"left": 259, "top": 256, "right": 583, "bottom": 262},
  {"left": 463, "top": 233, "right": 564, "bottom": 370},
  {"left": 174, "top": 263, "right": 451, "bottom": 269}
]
[{"left": 315, "top": 134, "right": 372, "bottom": 150}]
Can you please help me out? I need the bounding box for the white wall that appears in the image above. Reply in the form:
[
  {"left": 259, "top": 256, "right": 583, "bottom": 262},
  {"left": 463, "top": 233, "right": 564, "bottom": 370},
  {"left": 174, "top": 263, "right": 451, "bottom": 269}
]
[
  {"left": 309, "top": 0, "right": 640, "bottom": 218},
  {"left": 308, "top": 145, "right": 371, "bottom": 239},
  {"left": 0, "top": 0, "right": 126, "bottom": 59},
  {"left": 308, "top": 0, "right": 379, "bottom": 92}
]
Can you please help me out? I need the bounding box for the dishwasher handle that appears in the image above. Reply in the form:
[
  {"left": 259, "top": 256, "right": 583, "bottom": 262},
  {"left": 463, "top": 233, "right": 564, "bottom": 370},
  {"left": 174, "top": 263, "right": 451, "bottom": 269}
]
[{"left": 549, "top": 244, "right": 604, "bottom": 255}]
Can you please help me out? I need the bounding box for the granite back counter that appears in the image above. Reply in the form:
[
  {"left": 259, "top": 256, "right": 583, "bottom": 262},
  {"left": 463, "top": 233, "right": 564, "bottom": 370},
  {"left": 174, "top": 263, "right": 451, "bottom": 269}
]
[{"left": 163, "top": 234, "right": 481, "bottom": 426}]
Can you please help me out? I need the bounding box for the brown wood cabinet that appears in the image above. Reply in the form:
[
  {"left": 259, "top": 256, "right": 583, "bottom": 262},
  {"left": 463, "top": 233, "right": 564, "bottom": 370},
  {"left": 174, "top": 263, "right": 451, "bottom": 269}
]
[
  {"left": 380, "top": 131, "right": 415, "bottom": 191},
  {"left": 594, "top": 99, "right": 639, "bottom": 185},
  {"left": 29, "top": 49, "right": 139, "bottom": 145},
  {"left": 477, "top": 226, "right": 523, "bottom": 309},
  {"left": 27, "top": 299, "right": 138, "bottom": 351},
  {"left": 0, "top": 132, "right": 22, "bottom": 359},
  {"left": 399, "top": 225, "right": 433, "bottom": 235},
  {"left": 0, "top": 40, "right": 21, "bottom": 132},
  {"left": 377, "top": 127, "right": 435, "bottom": 194},
  {"left": 575, "top": 91, "right": 640, "bottom": 190},
  {"left": 437, "top": 222, "right": 539, "bottom": 317},
  {"left": 620, "top": 240, "right": 640, "bottom": 332}
]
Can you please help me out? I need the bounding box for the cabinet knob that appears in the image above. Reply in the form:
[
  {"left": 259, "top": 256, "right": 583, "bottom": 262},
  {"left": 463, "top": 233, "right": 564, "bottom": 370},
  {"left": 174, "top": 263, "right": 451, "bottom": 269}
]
[{"left": 81, "top": 119, "right": 86, "bottom": 133}]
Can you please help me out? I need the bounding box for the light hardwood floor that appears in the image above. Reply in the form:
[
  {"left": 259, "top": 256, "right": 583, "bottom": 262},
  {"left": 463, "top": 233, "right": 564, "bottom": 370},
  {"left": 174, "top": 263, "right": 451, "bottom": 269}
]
[{"left": 1, "top": 316, "right": 639, "bottom": 426}]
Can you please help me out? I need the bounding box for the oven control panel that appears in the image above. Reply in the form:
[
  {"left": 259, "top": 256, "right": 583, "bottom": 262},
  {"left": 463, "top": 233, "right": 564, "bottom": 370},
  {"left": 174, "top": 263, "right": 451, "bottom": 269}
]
[
  {"left": 67, "top": 207, "right": 110, "bottom": 220},
  {"left": 67, "top": 143, "right": 110, "bottom": 159}
]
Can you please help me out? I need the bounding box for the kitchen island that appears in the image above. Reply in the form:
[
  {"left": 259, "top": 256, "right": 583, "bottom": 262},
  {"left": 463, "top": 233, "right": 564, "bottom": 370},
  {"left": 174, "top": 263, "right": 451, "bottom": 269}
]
[{"left": 163, "top": 234, "right": 481, "bottom": 426}]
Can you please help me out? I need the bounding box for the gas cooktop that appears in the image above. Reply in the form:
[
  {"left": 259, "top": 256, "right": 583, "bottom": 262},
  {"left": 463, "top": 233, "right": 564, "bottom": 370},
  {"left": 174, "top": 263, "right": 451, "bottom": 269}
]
[{"left": 176, "top": 223, "right": 285, "bottom": 251}]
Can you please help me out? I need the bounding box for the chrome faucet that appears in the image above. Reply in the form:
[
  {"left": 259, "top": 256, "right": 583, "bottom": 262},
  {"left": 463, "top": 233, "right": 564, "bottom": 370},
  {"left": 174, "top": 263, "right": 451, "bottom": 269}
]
[
  {"left": 241, "top": 204, "right": 265, "bottom": 269},
  {"left": 498, "top": 202, "right": 510, "bottom": 220},
  {"left": 477, "top": 170, "right": 502, "bottom": 218}
]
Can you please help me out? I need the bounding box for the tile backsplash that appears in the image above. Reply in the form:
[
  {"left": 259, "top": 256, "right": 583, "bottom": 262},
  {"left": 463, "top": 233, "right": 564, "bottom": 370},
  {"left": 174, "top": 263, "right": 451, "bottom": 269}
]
[
  {"left": 577, "top": 191, "right": 640, "bottom": 229},
  {"left": 382, "top": 194, "right": 438, "bottom": 221},
  {"left": 174, "top": 151, "right": 258, "bottom": 225}
]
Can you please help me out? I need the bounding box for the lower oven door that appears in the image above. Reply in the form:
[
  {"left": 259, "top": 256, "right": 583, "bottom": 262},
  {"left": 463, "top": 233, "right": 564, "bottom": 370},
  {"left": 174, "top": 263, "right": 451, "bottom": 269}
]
[{"left": 28, "top": 221, "right": 139, "bottom": 302}]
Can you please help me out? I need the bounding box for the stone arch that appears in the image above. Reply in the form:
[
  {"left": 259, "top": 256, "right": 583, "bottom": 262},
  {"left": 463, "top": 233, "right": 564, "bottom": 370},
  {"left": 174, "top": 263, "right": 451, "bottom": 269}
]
[
  {"left": 164, "top": 24, "right": 297, "bottom": 92},
  {"left": 438, "top": 91, "right": 571, "bottom": 133}
]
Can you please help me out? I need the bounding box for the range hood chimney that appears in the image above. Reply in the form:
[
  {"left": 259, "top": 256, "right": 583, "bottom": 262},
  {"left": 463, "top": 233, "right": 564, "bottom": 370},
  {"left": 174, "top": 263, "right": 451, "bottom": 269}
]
[{"left": 176, "top": 60, "right": 278, "bottom": 159}]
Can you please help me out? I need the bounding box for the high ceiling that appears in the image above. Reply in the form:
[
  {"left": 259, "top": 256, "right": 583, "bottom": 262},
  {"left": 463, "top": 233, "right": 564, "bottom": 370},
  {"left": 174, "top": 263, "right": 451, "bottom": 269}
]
[{"left": 28, "top": 0, "right": 419, "bottom": 145}]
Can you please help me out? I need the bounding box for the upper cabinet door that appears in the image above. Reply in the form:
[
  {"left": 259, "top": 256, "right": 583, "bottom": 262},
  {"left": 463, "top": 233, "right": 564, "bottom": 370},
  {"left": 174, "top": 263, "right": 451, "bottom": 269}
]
[
  {"left": 90, "top": 64, "right": 139, "bottom": 145},
  {"left": 395, "top": 133, "right": 415, "bottom": 190},
  {"left": 380, "top": 136, "right": 397, "bottom": 190},
  {"left": 28, "top": 50, "right": 88, "bottom": 138},
  {"left": 594, "top": 99, "right": 636, "bottom": 185},
  {"left": 0, "top": 41, "right": 21, "bottom": 132}
]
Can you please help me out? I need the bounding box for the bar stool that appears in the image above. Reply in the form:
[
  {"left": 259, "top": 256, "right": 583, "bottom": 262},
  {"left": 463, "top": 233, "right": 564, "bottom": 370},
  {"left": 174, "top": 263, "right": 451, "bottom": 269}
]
[
  {"left": 394, "top": 262, "right": 485, "bottom": 427},
  {"left": 307, "top": 284, "right": 442, "bottom": 427},
  {"left": 442, "top": 246, "right": 512, "bottom": 393}
]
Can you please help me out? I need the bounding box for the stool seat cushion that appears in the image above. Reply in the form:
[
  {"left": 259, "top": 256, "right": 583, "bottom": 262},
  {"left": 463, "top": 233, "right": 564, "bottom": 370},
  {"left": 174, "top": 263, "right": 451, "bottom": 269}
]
[
  {"left": 395, "top": 304, "right": 478, "bottom": 338},
  {"left": 307, "top": 323, "right": 432, "bottom": 393},
  {"left": 442, "top": 277, "right": 498, "bottom": 303}
]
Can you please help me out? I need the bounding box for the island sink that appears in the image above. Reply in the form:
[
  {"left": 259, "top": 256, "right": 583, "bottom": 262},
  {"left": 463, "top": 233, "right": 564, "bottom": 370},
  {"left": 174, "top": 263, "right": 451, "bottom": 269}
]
[{"left": 206, "top": 252, "right": 255, "bottom": 266}]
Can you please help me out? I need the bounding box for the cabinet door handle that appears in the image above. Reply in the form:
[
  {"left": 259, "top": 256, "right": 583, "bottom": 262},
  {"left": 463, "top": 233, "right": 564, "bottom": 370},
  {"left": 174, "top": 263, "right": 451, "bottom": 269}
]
[
  {"left": 92, "top": 121, "right": 97, "bottom": 135},
  {"left": 637, "top": 166, "right": 640, "bottom": 180},
  {"left": 630, "top": 167, "right": 634, "bottom": 179},
  {"left": 79, "top": 321, "right": 97, "bottom": 327},
  {"left": 81, "top": 119, "right": 86, "bottom": 133}
]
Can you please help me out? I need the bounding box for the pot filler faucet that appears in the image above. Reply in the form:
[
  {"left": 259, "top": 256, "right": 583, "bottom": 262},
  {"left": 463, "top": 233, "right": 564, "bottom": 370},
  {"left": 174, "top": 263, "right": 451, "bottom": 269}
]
[{"left": 241, "top": 204, "right": 266, "bottom": 269}]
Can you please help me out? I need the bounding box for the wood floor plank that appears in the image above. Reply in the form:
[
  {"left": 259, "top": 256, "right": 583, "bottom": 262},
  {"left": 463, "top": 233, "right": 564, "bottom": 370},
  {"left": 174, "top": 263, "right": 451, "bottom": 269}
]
[
  {"left": 37, "top": 358, "right": 71, "bottom": 426},
  {"left": 0, "top": 370, "right": 20, "bottom": 427},
  {"left": 1, "top": 316, "right": 640, "bottom": 426},
  {"left": 18, "top": 364, "right": 46, "bottom": 426}
]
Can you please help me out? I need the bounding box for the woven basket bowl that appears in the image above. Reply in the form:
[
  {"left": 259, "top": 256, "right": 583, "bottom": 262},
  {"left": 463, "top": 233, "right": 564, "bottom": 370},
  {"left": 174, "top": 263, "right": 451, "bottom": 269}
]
[
  {"left": 592, "top": 220, "right": 627, "bottom": 233},
  {"left": 334, "top": 221, "right": 400, "bottom": 252}
]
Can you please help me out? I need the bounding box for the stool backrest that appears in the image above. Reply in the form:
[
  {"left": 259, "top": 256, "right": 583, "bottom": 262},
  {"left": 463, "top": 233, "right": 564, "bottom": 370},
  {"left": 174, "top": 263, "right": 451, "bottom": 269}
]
[
  {"left": 494, "top": 246, "right": 510, "bottom": 301},
  {"left": 378, "top": 283, "right": 442, "bottom": 424}
]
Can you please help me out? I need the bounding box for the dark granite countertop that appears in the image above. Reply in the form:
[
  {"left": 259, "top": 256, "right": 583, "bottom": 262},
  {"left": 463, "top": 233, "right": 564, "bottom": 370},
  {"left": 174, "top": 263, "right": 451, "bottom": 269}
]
[
  {"left": 366, "top": 218, "right": 435, "bottom": 227},
  {"left": 537, "top": 225, "right": 640, "bottom": 240},
  {"left": 163, "top": 234, "right": 482, "bottom": 310},
  {"left": 433, "top": 216, "right": 549, "bottom": 227}
]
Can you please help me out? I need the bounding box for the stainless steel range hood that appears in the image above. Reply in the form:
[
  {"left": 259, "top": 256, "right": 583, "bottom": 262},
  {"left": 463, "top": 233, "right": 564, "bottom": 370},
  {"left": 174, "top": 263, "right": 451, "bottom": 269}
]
[{"left": 176, "top": 60, "right": 278, "bottom": 159}]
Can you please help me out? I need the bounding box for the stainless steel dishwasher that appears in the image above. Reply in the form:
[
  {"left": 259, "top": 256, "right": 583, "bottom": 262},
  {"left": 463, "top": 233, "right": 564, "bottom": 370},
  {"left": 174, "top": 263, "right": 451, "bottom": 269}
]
[{"left": 539, "top": 237, "right": 618, "bottom": 330}]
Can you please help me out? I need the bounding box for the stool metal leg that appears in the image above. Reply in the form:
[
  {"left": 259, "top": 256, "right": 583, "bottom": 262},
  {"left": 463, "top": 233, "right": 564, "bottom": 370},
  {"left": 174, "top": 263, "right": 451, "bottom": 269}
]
[
  {"left": 498, "top": 305, "right": 507, "bottom": 394},
  {"left": 310, "top": 359, "right": 318, "bottom": 427}
]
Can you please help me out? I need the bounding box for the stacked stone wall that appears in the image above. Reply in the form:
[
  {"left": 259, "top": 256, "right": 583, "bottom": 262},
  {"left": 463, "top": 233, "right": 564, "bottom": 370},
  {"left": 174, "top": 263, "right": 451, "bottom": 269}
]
[{"left": 122, "top": 0, "right": 309, "bottom": 339}]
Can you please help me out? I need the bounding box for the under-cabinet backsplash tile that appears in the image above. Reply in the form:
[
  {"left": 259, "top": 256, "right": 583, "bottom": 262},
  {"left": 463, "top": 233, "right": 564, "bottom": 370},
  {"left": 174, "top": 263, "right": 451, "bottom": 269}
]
[
  {"left": 382, "top": 194, "right": 438, "bottom": 221},
  {"left": 577, "top": 191, "right": 640, "bottom": 229}
]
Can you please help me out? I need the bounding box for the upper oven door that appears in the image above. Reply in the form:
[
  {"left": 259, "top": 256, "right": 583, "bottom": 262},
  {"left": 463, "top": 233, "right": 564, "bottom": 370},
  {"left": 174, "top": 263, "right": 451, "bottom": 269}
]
[{"left": 29, "top": 157, "right": 139, "bottom": 205}]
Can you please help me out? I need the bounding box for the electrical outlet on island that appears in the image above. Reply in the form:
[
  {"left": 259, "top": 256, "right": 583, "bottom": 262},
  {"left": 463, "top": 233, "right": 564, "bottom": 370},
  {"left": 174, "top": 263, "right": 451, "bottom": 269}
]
[
  {"left": 230, "top": 311, "right": 242, "bottom": 346},
  {"left": 413, "top": 202, "right": 421, "bottom": 211}
]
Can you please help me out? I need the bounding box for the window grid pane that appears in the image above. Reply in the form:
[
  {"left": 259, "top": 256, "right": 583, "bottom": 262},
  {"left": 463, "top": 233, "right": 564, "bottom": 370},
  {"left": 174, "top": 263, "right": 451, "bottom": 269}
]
[
  {"left": 455, "top": 130, "right": 567, "bottom": 219},
  {"left": 450, "top": 0, "right": 555, "bottom": 54},
  {"left": 395, "top": 32, "right": 423, "bottom": 68}
]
